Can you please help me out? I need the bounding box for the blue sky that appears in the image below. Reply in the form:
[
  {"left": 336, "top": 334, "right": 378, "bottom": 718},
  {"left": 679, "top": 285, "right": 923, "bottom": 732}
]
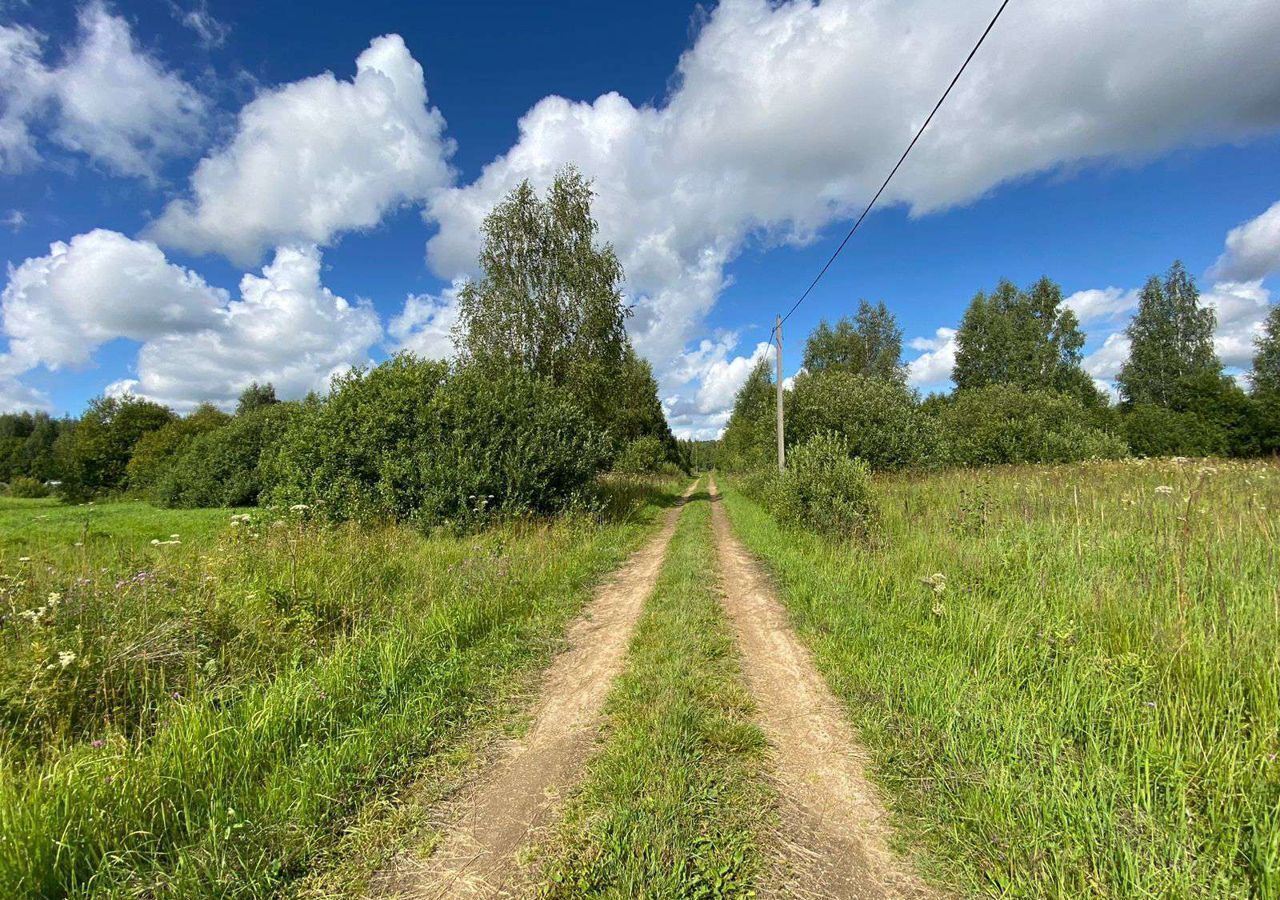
[{"left": 3, "top": 0, "right": 1280, "bottom": 436}]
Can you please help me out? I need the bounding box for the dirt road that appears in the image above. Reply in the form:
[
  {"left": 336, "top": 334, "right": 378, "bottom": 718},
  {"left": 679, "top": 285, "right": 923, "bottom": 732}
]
[
  {"left": 377, "top": 483, "right": 695, "bottom": 900},
  {"left": 709, "top": 476, "right": 935, "bottom": 900}
]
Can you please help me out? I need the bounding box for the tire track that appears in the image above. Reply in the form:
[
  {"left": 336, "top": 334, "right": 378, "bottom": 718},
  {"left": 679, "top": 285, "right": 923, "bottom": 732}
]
[
  {"left": 375, "top": 481, "right": 697, "bottom": 900},
  {"left": 709, "top": 476, "right": 937, "bottom": 900}
]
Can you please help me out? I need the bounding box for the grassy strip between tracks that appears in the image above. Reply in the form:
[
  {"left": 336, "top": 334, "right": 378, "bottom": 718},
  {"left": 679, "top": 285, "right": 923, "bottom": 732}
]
[{"left": 536, "top": 480, "right": 773, "bottom": 898}]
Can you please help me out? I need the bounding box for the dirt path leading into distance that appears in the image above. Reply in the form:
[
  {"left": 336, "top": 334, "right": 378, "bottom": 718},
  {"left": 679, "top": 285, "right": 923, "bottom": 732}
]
[
  {"left": 709, "top": 477, "right": 936, "bottom": 900},
  {"left": 377, "top": 482, "right": 696, "bottom": 900}
]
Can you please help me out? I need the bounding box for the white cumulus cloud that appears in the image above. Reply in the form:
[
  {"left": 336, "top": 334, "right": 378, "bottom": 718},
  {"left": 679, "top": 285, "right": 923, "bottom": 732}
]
[
  {"left": 0, "top": 3, "right": 205, "bottom": 178},
  {"left": 1064, "top": 287, "right": 1141, "bottom": 326},
  {"left": 0, "top": 233, "right": 382, "bottom": 412},
  {"left": 387, "top": 282, "right": 461, "bottom": 361},
  {"left": 1, "top": 229, "right": 226, "bottom": 373},
  {"left": 1211, "top": 200, "right": 1280, "bottom": 283},
  {"left": 150, "top": 34, "right": 454, "bottom": 266},
  {"left": 906, "top": 326, "right": 958, "bottom": 391},
  {"left": 118, "top": 245, "right": 383, "bottom": 410}
]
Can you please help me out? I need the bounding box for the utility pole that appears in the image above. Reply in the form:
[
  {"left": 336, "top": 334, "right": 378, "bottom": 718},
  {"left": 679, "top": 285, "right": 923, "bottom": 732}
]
[{"left": 775, "top": 315, "right": 785, "bottom": 472}]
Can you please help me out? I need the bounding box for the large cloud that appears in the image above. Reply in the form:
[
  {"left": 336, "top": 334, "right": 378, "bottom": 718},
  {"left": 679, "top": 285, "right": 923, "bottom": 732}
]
[
  {"left": 0, "top": 232, "right": 381, "bottom": 412},
  {"left": 425, "top": 0, "right": 1280, "bottom": 436},
  {"left": 1, "top": 229, "right": 227, "bottom": 373},
  {"left": 0, "top": 3, "right": 205, "bottom": 178},
  {"left": 387, "top": 282, "right": 462, "bottom": 362},
  {"left": 1211, "top": 200, "right": 1280, "bottom": 283},
  {"left": 111, "top": 245, "right": 383, "bottom": 410},
  {"left": 0, "top": 377, "right": 51, "bottom": 414},
  {"left": 150, "top": 34, "right": 454, "bottom": 266},
  {"left": 906, "top": 327, "right": 958, "bottom": 392}
]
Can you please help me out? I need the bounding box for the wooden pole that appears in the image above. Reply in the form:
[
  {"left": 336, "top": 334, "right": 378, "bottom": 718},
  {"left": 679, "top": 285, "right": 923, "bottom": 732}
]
[{"left": 775, "top": 315, "right": 785, "bottom": 472}]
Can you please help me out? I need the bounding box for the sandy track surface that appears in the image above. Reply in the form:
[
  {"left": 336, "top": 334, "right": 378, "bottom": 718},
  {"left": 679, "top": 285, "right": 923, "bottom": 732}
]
[
  {"left": 375, "top": 482, "right": 695, "bottom": 900},
  {"left": 709, "top": 477, "right": 936, "bottom": 900}
]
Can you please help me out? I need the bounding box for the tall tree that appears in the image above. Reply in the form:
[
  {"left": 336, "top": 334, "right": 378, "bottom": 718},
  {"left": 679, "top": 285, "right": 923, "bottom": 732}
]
[
  {"left": 1251, "top": 305, "right": 1280, "bottom": 397},
  {"left": 719, "top": 358, "right": 776, "bottom": 471},
  {"left": 953, "top": 277, "right": 1093, "bottom": 402},
  {"left": 454, "top": 166, "right": 629, "bottom": 393},
  {"left": 803, "top": 300, "right": 906, "bottom": 383},
  {"left": 236, "top": 382, "right": 278, "bottom": 415},
  {"left": 1117, "top": 261, "right": 1221, "bottom": 407}
]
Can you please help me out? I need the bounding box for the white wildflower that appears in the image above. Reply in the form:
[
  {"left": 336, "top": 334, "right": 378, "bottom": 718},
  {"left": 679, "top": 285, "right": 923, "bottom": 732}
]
[
  {"left": 1154, "top": 485, "right": 1174, "bottom": 495},
  {"left": 58, "top": 650, "right": 76, "bottom": 669}
]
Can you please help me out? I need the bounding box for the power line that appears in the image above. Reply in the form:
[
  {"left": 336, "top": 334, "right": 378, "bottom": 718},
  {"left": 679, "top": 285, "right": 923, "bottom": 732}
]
[{"left": 777, "top": 0, "right": 1012, "bottom": 332}]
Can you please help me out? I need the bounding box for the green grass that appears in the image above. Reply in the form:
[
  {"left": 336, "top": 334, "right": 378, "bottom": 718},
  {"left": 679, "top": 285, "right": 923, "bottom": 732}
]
[
  {"left": 0, "top": 479, "right": 685, "bottom": 897},
  {"left": 537, "top": 481, "right": 772, "bottom": 898},
  {"left": 0, "top": 497, "right": 239, "bottom": 556},
  {"left": 722, "top": 458, "right": 1280, "bottom": 898}
]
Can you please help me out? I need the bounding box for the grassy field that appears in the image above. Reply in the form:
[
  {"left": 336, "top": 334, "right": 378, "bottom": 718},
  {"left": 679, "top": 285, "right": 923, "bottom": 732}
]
[
  {"left": 0, "top": 481, "right": 684, "bottom": 897},
  {"left": 537, "top": 480, "right": 772, "bottom": 898},
  {"left": 722, "top": 458, "right": 1280, "bottom": 898}
]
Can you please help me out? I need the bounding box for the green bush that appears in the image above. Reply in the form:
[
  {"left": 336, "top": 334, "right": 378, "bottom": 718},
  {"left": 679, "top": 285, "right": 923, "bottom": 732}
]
[
  {"left": 265, "top": 357, "right": 608, "bottom": 528},
  {"left": 762, "top": 432, "right": 877, "bottom": 539},
  {"left": 126, "top": 404, "right": 231, "bottom": 493},
  {"left": 263, "top": 355, "right": 451, "bottom": 521},
  {"left": 1121, "top": 404, "right": 1222, "bottom": 457},
  {"left": 413, "top": 365, "right": 608, "bottom": 527},
  {"left": 787, "top": 370, "right": 938, "bottom": 470},
  {"left": 612, "top": 435, "right": 668, "bottom": 474},
  {"left": 56, "top": 396, "right": 174, "bottom": 498},
  {"left": 156, "top": 404, "right": 298, "bottom": 508},
  {"left": 932, "top": 384, "right": 1128, "bottom": 467},
  {"left": 6, "top": 476, "right": 49, "bottom": 498}
]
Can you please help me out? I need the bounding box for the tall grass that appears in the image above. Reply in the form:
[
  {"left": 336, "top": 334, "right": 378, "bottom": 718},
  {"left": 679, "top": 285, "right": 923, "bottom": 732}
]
[
  {"left": 0, "top": 480, "right": 683, "bottom": 897},
  {"left": 538, "top": 483, "right": 771, "bottom": 897},
  {"left": 723, "top": 458, "right": 1279, "bottom": 898}
]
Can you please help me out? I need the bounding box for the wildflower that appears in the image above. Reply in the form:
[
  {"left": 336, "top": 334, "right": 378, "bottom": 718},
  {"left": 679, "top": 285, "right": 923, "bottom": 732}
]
[
  {"left": 47, "top": 592, "right": 62, "bottom": 605},
  {"left": 289, "top": 504, "right": 309, "bottom": 513},
  {"left": 1154, "top": 485, "right": 1174, "bottom": 495},
  {"left": 91, "top": 739, "right": 105, "bottom": 750},
  {"left": 921, "top": 572, "right": 947, "bottom": 595},
  {"left": 58, "top": 650, "right": 76, "bottom": 668}
]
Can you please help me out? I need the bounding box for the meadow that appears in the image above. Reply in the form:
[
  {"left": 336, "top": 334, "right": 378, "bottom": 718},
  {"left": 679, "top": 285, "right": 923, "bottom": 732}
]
[
  {"left": 0, "top": 480, "right": 683, "bottom": 897},
  {"left": 723, "top": 457, "right": 1280, "bottom": 898}
]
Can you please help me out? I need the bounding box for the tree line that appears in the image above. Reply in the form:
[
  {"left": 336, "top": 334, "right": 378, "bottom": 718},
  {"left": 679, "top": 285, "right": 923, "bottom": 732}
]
[
  {"left": 1, "top": 169, "right": 689, "bottom": 519},
  {"left": 722, "top": 262, "right": 1280, "bottom": 473}
]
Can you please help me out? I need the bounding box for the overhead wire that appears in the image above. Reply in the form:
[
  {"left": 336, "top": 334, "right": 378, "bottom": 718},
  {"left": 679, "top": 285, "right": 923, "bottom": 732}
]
[{"left": 774, "top": 0, "right": 1013, "bottom": 335}]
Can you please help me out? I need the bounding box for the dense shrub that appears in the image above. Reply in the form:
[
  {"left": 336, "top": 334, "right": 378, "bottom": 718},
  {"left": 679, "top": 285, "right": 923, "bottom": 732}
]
[
  {"left": 1121, "top": 404, "right": 1223, "bottom": 457},
  {"left": 5, "top": 476, "right": 49, "bottom": 498},
  {"left": 932, "top": 385, "right": 1128, "bottom": 467},
  {"left": 266, "top": 357, "right": 607, "bottom": 527},
  {"left": 788, "top": 370, "right": 938, "bottom": 470},
  {"left": 413, "top": 366, "right": 608, "bottom": 526},
  {"left": 156, "top": 404, "right": 298, "bottom": 508},
  {"left": 56, "top": 396, "right": 174, "bottom": 499},
  {"left": 127, "top": 404, "right": 231, "bottom": 493},
  {"left": 612, "top": 435, "right": 668, "bottom": 474},
  {"left": 758, "top": 432, "right": 877, "bottom": 539},
  {"left": 264, "top": 355, "right": 451, "bottom": 520}
]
